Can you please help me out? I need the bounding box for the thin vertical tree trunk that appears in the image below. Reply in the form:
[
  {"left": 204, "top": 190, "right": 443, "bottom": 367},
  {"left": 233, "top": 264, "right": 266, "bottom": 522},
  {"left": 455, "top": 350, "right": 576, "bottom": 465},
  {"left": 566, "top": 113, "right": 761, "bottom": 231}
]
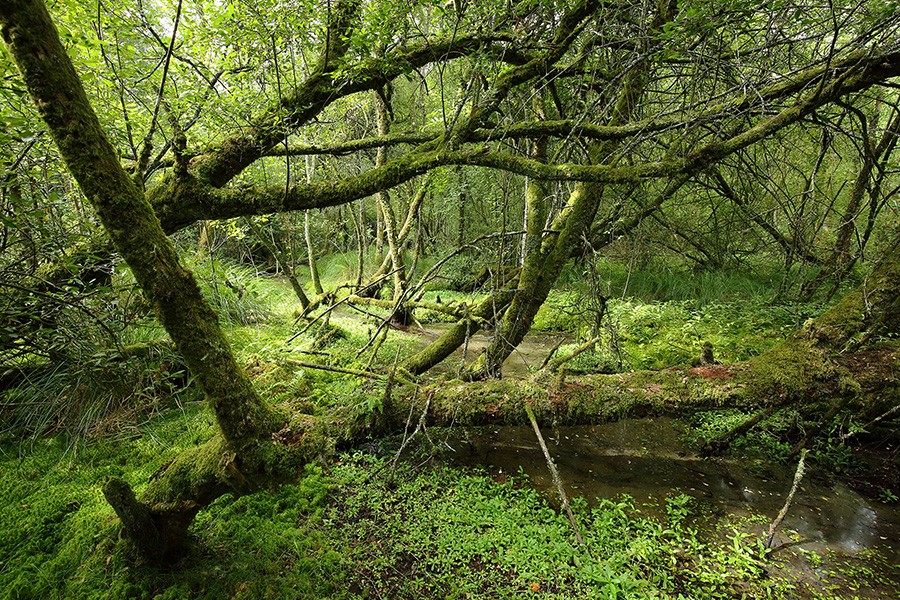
[
  {"left": 304, "top": 156, "right": 324, "bottom": 294},
  {"left": 373, "top": 85, "right": 410, "bottom": 324},
  {"left": 457, "top": 165, "right": 466, "bottom": 248},
  {"left": 802, "top": 107, "right": 900, "bottom": 300},
  {"left": 245, "top": 218, "right": 310, "bottom": 308}
]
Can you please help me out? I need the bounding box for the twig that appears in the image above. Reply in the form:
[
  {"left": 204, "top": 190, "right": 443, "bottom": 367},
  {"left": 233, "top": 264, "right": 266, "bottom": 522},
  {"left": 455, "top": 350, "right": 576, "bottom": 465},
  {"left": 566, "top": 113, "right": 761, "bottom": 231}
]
[
  {"left": 538, "top": 337, "right": 568, "bottom": 371},
  {"left": 524, "top": 402, "right": 584, "bottom": 546},
  {"left": 765, "top": 449, "right": 808, "bottom": 550},
  {"left": 363, "top": 323, "right": 389, "bottom": 369},
  {"left": 278, "top": 358, "right": 414, "bottom": 386},
  {"left": 136, "top": 0, "right": 183, "bottom": 179},
  {"left": 538, "top": 336, "right": 600, "bottom": 375},
  {"left": 701, "top": 402, "right": 787, "bottom": 456},
  {"left": 410, "top": 230, "right": 525, "bottom": 302},
  {"left": 840, "top": 404, "right": 900, "bottom": 442},
  {"left": 286, "top": 269, "right": 400, "bottom": 344},
  {"left": 355, "top": 280, "right": 415, "bottom": 360},
  {"left": 389, "top": 387, "right": 429, "bottom": 483},
  {"left": 278, "top": 359, "right": 384, "bottom": 380}
]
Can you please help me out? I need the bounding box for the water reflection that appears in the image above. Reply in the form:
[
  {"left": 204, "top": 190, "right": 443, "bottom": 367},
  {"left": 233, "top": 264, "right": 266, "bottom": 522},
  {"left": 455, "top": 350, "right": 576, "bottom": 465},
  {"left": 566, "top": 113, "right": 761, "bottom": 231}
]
[{"left": 439, "top": 418, "right": 900, "bottom": 562}]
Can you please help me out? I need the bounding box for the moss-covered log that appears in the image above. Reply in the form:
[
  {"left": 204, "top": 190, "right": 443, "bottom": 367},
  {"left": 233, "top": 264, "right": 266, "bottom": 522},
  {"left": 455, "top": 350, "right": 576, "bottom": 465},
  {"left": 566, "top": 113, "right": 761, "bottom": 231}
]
[
  {"left": 392, "top": 345, "right": 897, "bottom": 439},
  {"left": 409, "top": 234, "right": 900, "bottom": 429},
  {"left": 805, "top": 232, "right": 900, "bottom": 349},
  {"left": 6, "top": 0, "right": 900, "bottom": 568}
]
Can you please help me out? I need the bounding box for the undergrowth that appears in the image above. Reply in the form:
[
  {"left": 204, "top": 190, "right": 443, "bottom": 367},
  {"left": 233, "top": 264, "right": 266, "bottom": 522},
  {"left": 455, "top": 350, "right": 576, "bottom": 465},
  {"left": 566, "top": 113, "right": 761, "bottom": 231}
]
[
  {"left": 2, "top": 252, "right": 890, "bottom": 599},
  {"left": 0, "top": 425, "right": 802, "bottom": 600},
  {"left": 326, "top": 453, "right": 788, "bottom": 600}
]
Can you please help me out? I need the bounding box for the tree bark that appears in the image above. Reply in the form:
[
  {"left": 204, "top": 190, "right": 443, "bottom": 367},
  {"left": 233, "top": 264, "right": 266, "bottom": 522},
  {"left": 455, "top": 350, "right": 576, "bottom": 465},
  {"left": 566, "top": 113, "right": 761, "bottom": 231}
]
[
  {"left": 6, "top": 0, "right": 900, "bottom": 566},
  {"left": 0, "top": 0, "right": 277, "bottom": 450},
  {"left": 373, "top": 85, "right": 411, "bottom": 325},
  {"left": 245, "top": 218, "right": 310, "bottom": 308},
  {"left": 303, "top": 156, "right": 324, "bottom": 295},
  {"left": 402, "top": 289, "right": 516, "bottom": 375},
  {"left": 0, "top": 0, "right": 305, "bottom": 562},
  {"left": 470, "top": 3, "right": 673, "bottom": 378},
  {"left": 802, "top": 106, "right": 900, "bottom": 301}
]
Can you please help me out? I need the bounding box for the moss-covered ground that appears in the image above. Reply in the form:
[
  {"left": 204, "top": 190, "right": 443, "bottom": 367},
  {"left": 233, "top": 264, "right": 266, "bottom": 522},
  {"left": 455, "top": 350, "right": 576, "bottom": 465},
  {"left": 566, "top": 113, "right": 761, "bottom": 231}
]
[
  {"left": 1, "top": 256, "right": 896, "bottom": 599},
  {"left": 4, "top": 426, "right": 896, "bottom": 599}
]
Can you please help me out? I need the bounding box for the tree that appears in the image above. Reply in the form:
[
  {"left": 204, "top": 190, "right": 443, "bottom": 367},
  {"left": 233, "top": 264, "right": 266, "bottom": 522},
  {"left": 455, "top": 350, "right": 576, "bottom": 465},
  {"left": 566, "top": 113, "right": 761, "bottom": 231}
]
[{"left": 3, "top": 0, "right": 899, "bottom": 563}]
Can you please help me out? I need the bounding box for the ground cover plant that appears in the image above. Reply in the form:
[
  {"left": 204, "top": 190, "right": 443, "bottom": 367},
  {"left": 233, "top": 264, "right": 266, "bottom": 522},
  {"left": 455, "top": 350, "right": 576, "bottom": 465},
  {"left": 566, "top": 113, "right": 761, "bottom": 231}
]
[
  {"left": 1, "top": 0, "right": 899, "bottom": 597},
  {"left": 2, "top": 422, "right": 896, "bottom": 599},
  {"left": 3, "top": 261, "right": 898, "bottom": 598}
]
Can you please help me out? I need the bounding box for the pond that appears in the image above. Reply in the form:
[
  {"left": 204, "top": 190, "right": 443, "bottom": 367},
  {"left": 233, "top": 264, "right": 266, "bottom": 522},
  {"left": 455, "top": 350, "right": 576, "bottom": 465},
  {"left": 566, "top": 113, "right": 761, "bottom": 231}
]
[{"left": 436, "top": 418, "right": 900, "bottom": 596}]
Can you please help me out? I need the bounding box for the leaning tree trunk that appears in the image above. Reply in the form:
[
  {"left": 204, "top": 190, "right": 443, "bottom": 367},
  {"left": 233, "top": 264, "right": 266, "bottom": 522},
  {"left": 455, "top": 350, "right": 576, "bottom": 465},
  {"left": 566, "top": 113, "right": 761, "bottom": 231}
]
[
  {"left": 402, "top": 289, "right": 516, "bottom": 375},
  {"left": 801, "top": 106, "right": 900, "bottom": 301},
  {"left": 0, "top": 0, "right": 279, "bottom": 448},
  {"left": 467, "top": 3, "right": 674, "bottom": 379},
  {"left": 7, "top": 0, "right": 899, "bottom": 568},
  {"left": 476, "top": 156, "right": 588, "bottom": 378},
  {"left": 0, "top": 0, "right": 331, "bottom": 563}
]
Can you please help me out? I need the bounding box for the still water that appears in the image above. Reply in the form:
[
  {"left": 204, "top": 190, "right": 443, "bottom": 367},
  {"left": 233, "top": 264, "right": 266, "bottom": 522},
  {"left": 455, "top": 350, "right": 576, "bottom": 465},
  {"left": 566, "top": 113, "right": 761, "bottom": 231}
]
[{"left": 438, "top": 418, "right": 900, "bottom": 563}]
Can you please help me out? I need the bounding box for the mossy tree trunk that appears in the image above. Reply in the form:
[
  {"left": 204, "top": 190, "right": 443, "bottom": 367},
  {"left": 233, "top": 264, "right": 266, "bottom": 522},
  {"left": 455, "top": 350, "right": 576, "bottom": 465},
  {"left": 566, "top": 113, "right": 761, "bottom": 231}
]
[
  {"left": 0, "top": 0, "right": 278, "bottom": 449},
  {"left": 303, "top": 157, "right": 325, "bottom": 295},
  {"left": 373, "top": 84, "right": 411, "bottom": 325},
  {"left": 475, "top": 112, "right": 552, "bottom": 378},
  {"left": 5, "top": 0, "right": 900, "bottom": 565},
  {"left": 0, "top": 0, "right": 303, "bottom": 562},
  {"left": 402, "top": 289, "right": 516, "bottom": 375},
  {"left": 476, "top": 178, "right": 603, "bottom": 378},
  {"left": 469, "top": 3, "right": 673, "bottom": 378}
]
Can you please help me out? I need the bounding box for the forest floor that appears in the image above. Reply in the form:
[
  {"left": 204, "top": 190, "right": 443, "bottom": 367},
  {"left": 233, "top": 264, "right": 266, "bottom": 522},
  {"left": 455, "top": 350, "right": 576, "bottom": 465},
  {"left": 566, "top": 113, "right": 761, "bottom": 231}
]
[{"left": 1, "top": 256, "right": 898, "bottom": 599}]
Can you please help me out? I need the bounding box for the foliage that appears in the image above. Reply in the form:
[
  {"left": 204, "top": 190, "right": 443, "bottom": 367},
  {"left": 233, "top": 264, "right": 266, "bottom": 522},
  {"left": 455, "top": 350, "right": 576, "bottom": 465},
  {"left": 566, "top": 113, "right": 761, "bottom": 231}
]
[
  {"left": 2, "top": 0, "right": 900, "bottom": 592},
  {"left": 1, "top": 343, "right": 194, "bottom": 443},
  {"left": 318, "top": 452, "right": 795, "bottom": 599},
  {"left": 185, "top": 257, "right": 287, "bottom": 326},
  {"left": 685, "top": 409, "right": 794, "bottom": 462},
  {"left": 529, "top": 277, "right": 821, "bottom": 373},
  {"left": 0, "top": 408, "right": 339, "bottom": 600},
  {"left": 0, "top": 428, "right": 802, "bottom": 600},
  {"left": 0, "top": 263, "right": 196, "bottom": 443}
]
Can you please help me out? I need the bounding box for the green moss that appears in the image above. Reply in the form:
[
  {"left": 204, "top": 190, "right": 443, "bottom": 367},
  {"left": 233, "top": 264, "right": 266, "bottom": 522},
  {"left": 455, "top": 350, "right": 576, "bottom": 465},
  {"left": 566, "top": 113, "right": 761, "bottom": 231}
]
[
  {"left": 139, "top": 435, "right": 230, "bottom": 506},
  {"left": 427, "top": 379, "right": 546, "bottom": 424},
  {"left": 422, "top": 368, "right": 741, "bottom": 428},
  {"left": 807, "top": 290, "right": 867, "bottom": 348},
  {"left": 742, "top": 339, "right": 854, "bottom": 404}
]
